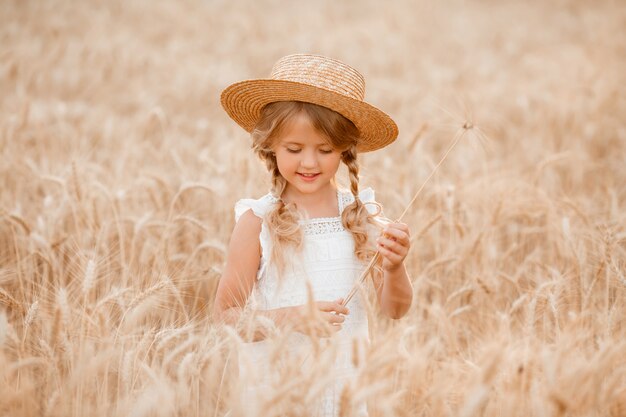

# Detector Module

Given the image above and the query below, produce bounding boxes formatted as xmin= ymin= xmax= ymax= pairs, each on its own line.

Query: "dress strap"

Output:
xmin=339 ymin=187 xmax=381 ymax=216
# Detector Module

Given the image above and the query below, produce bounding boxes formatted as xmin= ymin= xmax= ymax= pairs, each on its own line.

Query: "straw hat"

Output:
xmin=220 ymin=54 xmax=398 ymax=152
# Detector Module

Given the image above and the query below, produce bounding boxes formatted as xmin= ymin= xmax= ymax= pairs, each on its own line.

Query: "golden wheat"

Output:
xmin=1 ymin=0 xmax=625 ymax=416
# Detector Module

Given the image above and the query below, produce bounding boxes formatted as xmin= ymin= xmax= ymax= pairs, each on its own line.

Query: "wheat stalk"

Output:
xmin=343 ymin=126 xmax=470 ymax=306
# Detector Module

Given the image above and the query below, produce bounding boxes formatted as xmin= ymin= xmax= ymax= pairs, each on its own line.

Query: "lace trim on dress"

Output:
xmin=301 ymin=217 xmax=345 ymax=235
xmin=297 ymin=190 xmax=351 ymax=235
xmin=236 ymin=188 xmax=377 ymax=236
xmin=296 ymin=189 xmax=380 ymax=235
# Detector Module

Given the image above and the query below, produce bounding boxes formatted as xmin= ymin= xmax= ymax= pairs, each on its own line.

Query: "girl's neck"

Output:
xmin=282 ymin=183 xmax=339 ymax=218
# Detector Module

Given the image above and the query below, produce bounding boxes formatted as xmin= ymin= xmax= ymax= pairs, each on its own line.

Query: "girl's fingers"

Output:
xmin=381 ymin=226 xmax=410 ymax=245
xmin=377 ymin=235 xmax=410 ymax=260
xmin=384 ymin=222 xmax=410 ymax=236
xmin=378 ymin=245 xmax=404 ymax=265
xmin=377 ymin=237 xmax=408 ymax=255
xmin=317 ymin=301 xmax=335 ymax=311
xmin=323 ymin=312 xmax=346 ymax=324
xmin=378 ymin=223 xmax=410 ymax=265
xmin=317 ymin=301 xmax=349 ymax=315
xmin=329 ymin=301 xmax=349 ymax=315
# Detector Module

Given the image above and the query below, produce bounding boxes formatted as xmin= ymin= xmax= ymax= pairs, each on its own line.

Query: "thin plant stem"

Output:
xmin=343 ymin=127 xmax=469 ymax=307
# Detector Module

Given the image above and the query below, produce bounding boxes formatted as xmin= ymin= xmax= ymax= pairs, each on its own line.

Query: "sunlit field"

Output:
xmin=1 ymin=0 xmax=625 ymax=416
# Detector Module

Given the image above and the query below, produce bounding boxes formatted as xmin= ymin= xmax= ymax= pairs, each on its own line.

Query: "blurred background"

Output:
xmin=1 ymin=0 xmax=625 ymax=416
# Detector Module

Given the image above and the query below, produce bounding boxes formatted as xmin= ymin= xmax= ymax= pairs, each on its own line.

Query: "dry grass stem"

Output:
xmin=1 ymin=0 xmax=625 ymax=416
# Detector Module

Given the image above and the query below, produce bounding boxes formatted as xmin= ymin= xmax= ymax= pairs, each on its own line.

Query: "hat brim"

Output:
xmin=220 ymin=79 xmax=398 ymax=153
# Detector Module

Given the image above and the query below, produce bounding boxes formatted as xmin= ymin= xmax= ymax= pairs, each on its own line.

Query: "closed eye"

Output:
xmin=286 ymin=148 xmax=301 ymax=153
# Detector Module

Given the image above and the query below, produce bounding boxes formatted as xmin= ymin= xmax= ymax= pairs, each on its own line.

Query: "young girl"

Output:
xmin=214 ymin=54 xmax=413 ymax=416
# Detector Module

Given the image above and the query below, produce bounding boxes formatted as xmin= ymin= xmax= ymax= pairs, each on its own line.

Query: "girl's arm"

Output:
xmin=213 ymin=210 xmax=347 ymax=341
xmin=373 ymin=223 xmax=413 ymax=319
xmin=213 ymin=209 xmax=262 ymax=324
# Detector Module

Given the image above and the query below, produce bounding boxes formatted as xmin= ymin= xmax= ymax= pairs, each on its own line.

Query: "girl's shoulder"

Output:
xmin=234 ymin=193 xmax=279 ymax=222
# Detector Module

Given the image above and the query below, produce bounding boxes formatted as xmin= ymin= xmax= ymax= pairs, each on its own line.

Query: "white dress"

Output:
xmin=234 ymin=187 xmax=380 ymax=417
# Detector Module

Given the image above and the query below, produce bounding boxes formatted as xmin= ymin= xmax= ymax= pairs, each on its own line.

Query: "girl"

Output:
xmin=214 ymin=54 xmax=413 ymax=416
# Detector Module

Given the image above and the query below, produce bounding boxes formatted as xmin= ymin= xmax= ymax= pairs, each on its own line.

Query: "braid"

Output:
xmin=341 ymin=146 xmax=375 ymax=261
xmin=263 ymin=152 xmax=302 ymax=276
xmin=344 ymin=146 xmax=360 ymax=198
xmin=263 ymin=151 xmax=287 ymax=198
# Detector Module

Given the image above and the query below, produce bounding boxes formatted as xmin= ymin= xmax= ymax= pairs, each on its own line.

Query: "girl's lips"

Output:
xmin=297 ymin=173 xmax=320 ymax=182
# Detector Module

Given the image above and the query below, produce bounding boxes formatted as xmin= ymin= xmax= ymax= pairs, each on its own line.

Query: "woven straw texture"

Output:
xmin=220 ymin=54 xmax=398 ymax=152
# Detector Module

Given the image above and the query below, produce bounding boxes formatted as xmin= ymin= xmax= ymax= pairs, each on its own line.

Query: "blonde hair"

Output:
xmin=251 ymin=101 xmax=377 ymax=275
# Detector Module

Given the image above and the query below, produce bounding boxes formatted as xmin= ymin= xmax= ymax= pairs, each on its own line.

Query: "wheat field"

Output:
xmin=1 ymin=0 xmax=625 ymax=416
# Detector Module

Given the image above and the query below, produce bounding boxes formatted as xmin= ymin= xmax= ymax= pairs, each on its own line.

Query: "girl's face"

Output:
xmin=273 ymin=112 xmax=342 ymax=197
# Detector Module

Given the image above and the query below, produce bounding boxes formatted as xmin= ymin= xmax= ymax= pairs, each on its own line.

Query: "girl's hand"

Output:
xmin=286 ymin=299 xmax=349 ymax=337
xmin=376 ymin=222 xmax=411 ymax=271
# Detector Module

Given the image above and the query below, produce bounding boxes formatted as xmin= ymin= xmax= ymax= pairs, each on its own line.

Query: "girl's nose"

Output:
xmin=300 ymin=150 xmax=318 ymax=168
